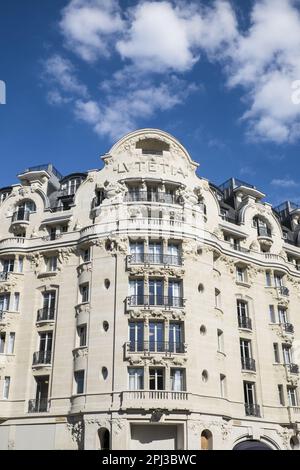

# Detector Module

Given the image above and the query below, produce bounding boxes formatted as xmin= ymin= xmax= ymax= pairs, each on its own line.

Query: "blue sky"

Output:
xmin=0 ymin=0 xmax=300 ymax=206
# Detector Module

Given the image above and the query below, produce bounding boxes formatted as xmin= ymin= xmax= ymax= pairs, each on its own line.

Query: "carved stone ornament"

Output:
xmin=73 ymin=347 xmax=88 ymax=359
xmin=276 ymin=427 xmax=294 ymax=450
xmin=111 ymin=418 xmax=126 ymax=436
xmin=67 ymin=417 xmax=84 ymax=448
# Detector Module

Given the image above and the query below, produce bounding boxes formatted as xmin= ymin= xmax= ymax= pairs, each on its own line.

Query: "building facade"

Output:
xmin=0 ymin=129 xmax=300 ymax=450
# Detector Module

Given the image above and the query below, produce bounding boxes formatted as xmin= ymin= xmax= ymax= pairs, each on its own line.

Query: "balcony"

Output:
xmin=28 ymin=398 xmax=49 ymax=413
xmin=241 ymin=357 xmax=256 ymax=372
xmin=126 ymin=295 xmax=185 ymax=310
xmin=12 ymin=209 xmax=30 ymax=224
xmin=127 ymin=253 xmax=182 ymax=267
xmin=277 ymin=286 xmax=289 ymax=297
xmin=238 ymin=317 xmax=252 ymax=330
xmin=32 ymin=350 xmax=52 ymax=366
xmin=245 ymin=403 xmax=261 ymax=417
xmin=36 ymin=308 xmax=55 ymax=323
xmin=120 ymin=390 xmax=188 ymax=410
xmin=126 ymin=341 xmax=187 ymax=355
xmin=124 ymin=191 xmax=180 ymax=205
xmin=282 ymin=323 xmax=294 ymax=334
xmin=0 ymin=272 xmax=8 ymax=282
xmin=287 ymin=363 xmax=299 ymax=374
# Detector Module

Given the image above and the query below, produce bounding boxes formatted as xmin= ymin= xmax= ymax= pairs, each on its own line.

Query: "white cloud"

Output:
xmin=271 ymin=178 xmax=298 ymax=188
xmin=60 ymin=0 xmax=124 ymax=62
xmin=43 ymin=55 xmax=88 ymax=97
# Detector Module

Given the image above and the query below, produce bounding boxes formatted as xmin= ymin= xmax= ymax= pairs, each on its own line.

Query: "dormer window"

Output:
xmin=61 ymin=178 xmax=81 ymax=196
xmin=12 ymin=200 xmax=36 ymax=222
xmin=253 ymin=217 xmax=271 ymax=237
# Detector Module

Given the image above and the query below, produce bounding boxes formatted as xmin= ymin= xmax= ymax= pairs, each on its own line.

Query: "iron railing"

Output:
xmin=125 ymin=191 xmax=179 ymax=204
xmin=283 ymin=323 xmax=294 ymax=334
xmin=127 ymin=253 xmax=182 ymax=266
xmin=28 ymin=398 xmax=49 ymax=413
xmin=241 ymin=357 xmax=256 ymax=372
xmin=245 ymin=403 xmax=261 ymax=417
xmin=0 ymin=272 xmax=8 ymax=281
xmin=127 ymin=295 xmax=185 ymax=308
xmin=12 ymin=209 xmax=30 ymax=222
xmin=278 ymin=286 xmax=289 ymax=297
xmin=36 ymin=308 xmax=55 ymax=323
xmin=32 ymin=350 xmax=52 ymax=365
xmin=238 ymin=317 xmax=252 ymax=330
xmin=287 ymin=363 xmax=299 ymax=374
xmin=126 ymin=341 xmax=186 ymax=354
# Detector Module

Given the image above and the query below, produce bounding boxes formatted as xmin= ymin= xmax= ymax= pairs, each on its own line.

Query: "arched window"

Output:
xmin=13 ymin=200 xmax=36 ymax=222
xmin=98 ymin=428 xmax=110 ymax=450
xmin=253 ymin=216 xmax=272 ymax=238
xmin=201 ymin=430 xmax=213 ymax=450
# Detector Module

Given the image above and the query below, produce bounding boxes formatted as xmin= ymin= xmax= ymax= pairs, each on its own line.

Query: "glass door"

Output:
xmin=168 ymin=280 xmax=182 ymax=307
xmin=170 ymin=369 xmax=184 ymax=391
xmin=149 ymin=242 xmax=163 ymax=264
xmin=129 ymin=322 xmax=144 ymax=352
xmin=149 ymin=368 xmax=164 ymax=390
xmin=149 ymin=321 xmax=164 ymax=352
xmin=149 ymin=279 xmax=163 ymax=306
xmin=129 ymin=279 xmax=144 ymax=306
xmin=130 ymin=242 xmax=144 ymax=263
xmin=169 ymin=322 xmax=183 ymax=353
xmin=128 ymin=368 xmax=144 ymax=390
xmin=168 ymin=244 xmax=180 ymax=265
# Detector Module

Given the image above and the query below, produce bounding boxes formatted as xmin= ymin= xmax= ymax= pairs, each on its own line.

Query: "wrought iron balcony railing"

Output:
xmin=28 ymin=398 xmax=49 ymax=413
xmin=0 ymin=272 xmax=9 ymax=281
xmin=238 ymin=317 xmax=252 ymax=330
xmin=126 ymin=341 xmax=186 ymax=354
xmin=12 ymin=209 xmax=30 ymax=222
xmin=287 ymin=363 xmax=299 ymax=374
xmin=257 ymin=227 xmax=272 ymax=238
xmin=127 ymin=295 xmax=185 ymax=309
xmin=36 ymin=308 xmax=55 ymax=323
xmin=32 ymin=350 xmax=52 ymax=366
xmin=241 ymin=357 xmax=256 ymax=372
xmin=245 ymin=403 xmax=261 ymax=417
xmin=283 ymin=322 xmax=294 ymax=334
xmin=125 ymin=191 xmax=179 ymax=204
xmin=127 ymin=253 xmax=182 ymax=266
xmin=278 ymin=286 xmax=289 ymax=297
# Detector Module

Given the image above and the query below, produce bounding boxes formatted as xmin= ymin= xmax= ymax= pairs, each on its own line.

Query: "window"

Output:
xmin=237 ymin=300 xmax=250 ymax=328
xmin=13 ymin=293 xmax=20 ymax=311
xmin=130 ymin=242 xmax=144 ymax=263
xmin=18 ymin=256 xmax=24 ymax=273
xmin=149 ymin=242 xmax=163 ymax=264
xmin=80 ymin=283 xmax=89 ymax=303
xmin=149 ymin=368 xmax=164 ymax=390
xmin=215 ymin=289 xmax=221 ymax=308
xmin=236 ymin=266 xmax=247 ymax=283
xmin=128 ymin=368 xmax=144 ymax=390
xmin=149 ymin=279 xmax=164 ymax=306
xmin=169 ymin=322 xmax=184 ymax=353
xmin=244 ymin=381 xmax=257 ymax=406
xmin=3 ymin=376 xmax=10 ymax=399
xmin=168 ymin=280 xmax=182 ymax=306
xmin=43 ymin=291 xmax=56 ymax=313
xmin=278 ymin=307 xmax=288 ymax=324
xmin=46 ymin=256 xmax=57 ymax=272
xmin=0 ymin=294 xmax=10 ymax=312
xmin=74 ymin=370 xmax=85 ymax=395
xmin=78 ymin=325 xmax=87 ymax=347
xmin=129 ymin=279 xmax=144 ymax=305
xmin=0 ymin=332 xmax=5 ymax=353
xmin=217 ymin=329 xmax=224 ymax=353
xmin=274 ymin=274 xmax=284 ymax=288
xmin=2 ymin=258 xmax=14 ymax=273
xmin=170 ymin=369 xmax=185 ymax=391
xmin=269 ymin=305 xmax=276 ymax=323
xmin=278 ymin=385 xmax=285 ymax=406
xmin=282 ymin=345 xmax=292 ymax=365
xmin=168 ymin=243 xmax=181 ymax=264
xmin=82 ymin=248 xmax=90 ymax=263
xmin=287 ymin=387 xmax=298 ymax=407
xmin=220 ymin=374 xmax=227 ymax=398
xmin=129 ymin=322 xmax=144 ymax=352
xmin=39 ymin=332 xmax=53 ymax=356
xmin=149 ymin=321 xmax=164 ymax=352
xmin=273 ymin=343 xmax=280 ymax=363
xmin=240 ymin=339 xmax=253 ymax=369
xmin=266 ymin=271 xmax=272 ymax=287
xmin=7 ymin=333 xmax=15 ymax=354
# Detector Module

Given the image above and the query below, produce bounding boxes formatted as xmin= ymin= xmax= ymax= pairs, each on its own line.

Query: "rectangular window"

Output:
xmin=169 ymin=322 xmax=184 ymax=353
xmin=168 ymin=243 xmax=181 ymax=264
xmin=243 ymin=381 xmax=256 ymax=406
xmin=215 ymin=289 xmax=221 ymax=308
xmin=80 ymin=283 xmax=89 ymax=303
xmin=128 ymin=368 xmax=144 ymax=390
xmin=78 ymin=325 xmax=87 ymax=347
xmin=149 ymin=279 xmax=164 ymax=306
xmin=170 ymin=369 xmax=185 ymax=392
xmin=269 ymin=305 xmax=276 ymax=323
xmin=236 ymin=267 xmax=246 ymax=283
xmin=3 ymin=259 xmax=14 ymax=273
xmin=74 ymin=370 xmax=85 ymax=395
xmin=287 ymin=387 xmax=298 ymax=407
xmin=168 ymin=280 xmax=182 ymax=307
xmin=149 ymin=368 xmax=164 ymax=390
xmin=43 ymin=291 xmax=56 ymax=312
xmin=130 ymin=242 xmax=144 ymax=263
xmin=282 ymin=345 xmax=292 ymax=365
xmin=0 ymin=294 xmax=10 ymax=312
xmin=129 ymin=279 xmax=144 ymax=305
xmin=7 ymin=333 xmax=15 ymax=354
xmin=0 ymin=332 xmax=5 ymax=353
xmin=274 ymin=274 xmax=283 ymax=288
xmin=13 ymin=293 xmax=20 ymax=311
xmin=46 ymin=256 xmax=57 ymax=272
xmin=278 ymin=385 xmax=285 ymax=406
xmin=149 ymin=242 xmax=163 ymax=264
xmin=149 ymin=321 xmax=164 ymax=352
xmin=273 ymin=343 xmax=280 ymax=363
xmin=220 ymin=374 xmax=227 ymax=398
xmin=3 ymin=376 xmax=10 ymax=399
xmin=129 ymin=321 xmax=144 ymax=352
xmin=82 ymin=248 xmax=91 ymax=263
xmin=266 ymin=271 xmax=272 ymax=287
xmin=18 ymin=256 xmax=24 ymax=273
xmin=278 ymin=307 xmax=288 ymax=324
xmin=237 ymin=300 xmax=250 ymax=328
